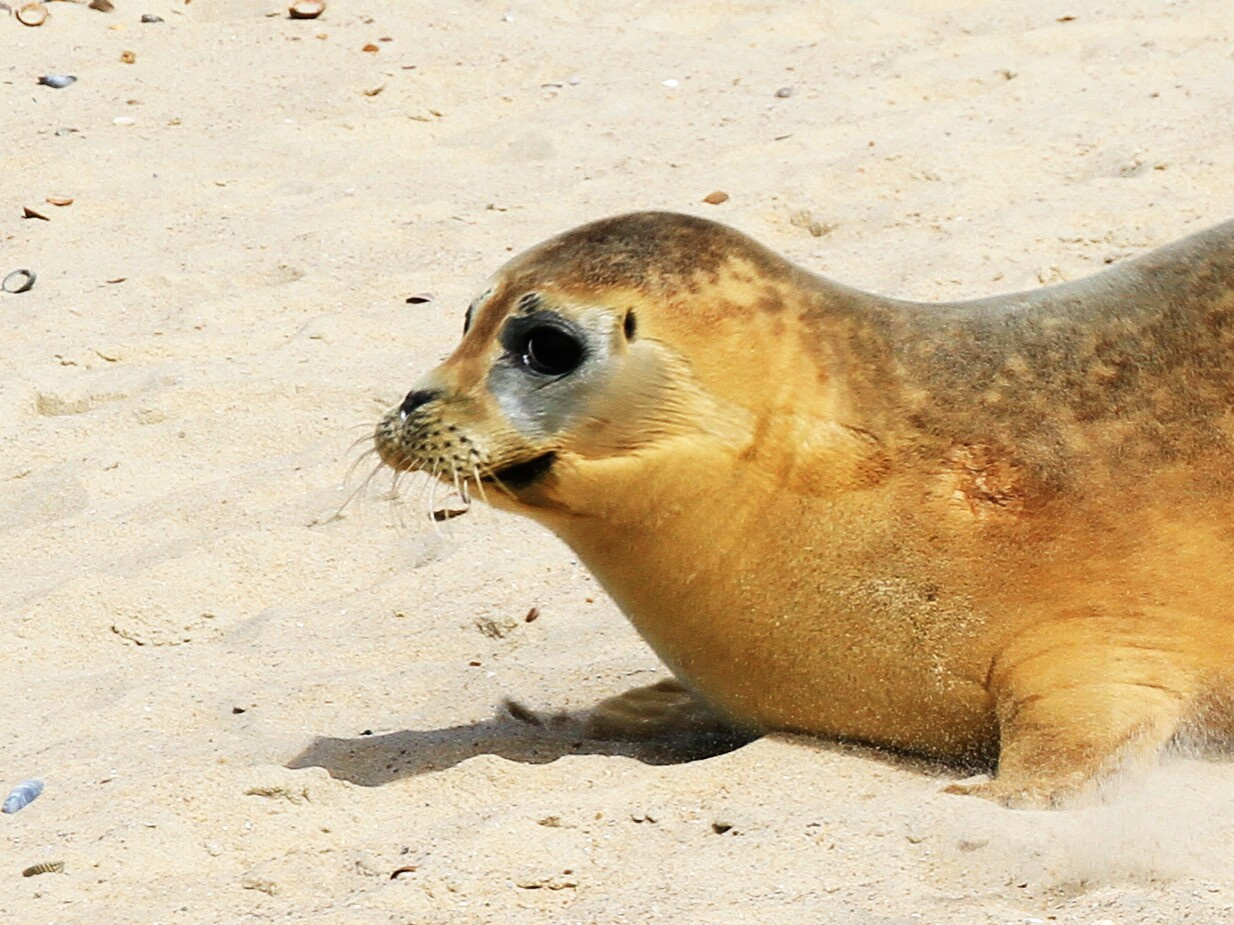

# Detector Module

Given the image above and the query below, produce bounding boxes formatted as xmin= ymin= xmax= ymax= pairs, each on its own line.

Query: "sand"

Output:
xmin=3 ymin=0 xmax=1234 ymax=921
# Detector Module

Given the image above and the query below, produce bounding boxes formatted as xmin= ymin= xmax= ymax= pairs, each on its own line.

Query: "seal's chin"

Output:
xmin=487 ymin=452 xmax=557 ymax=490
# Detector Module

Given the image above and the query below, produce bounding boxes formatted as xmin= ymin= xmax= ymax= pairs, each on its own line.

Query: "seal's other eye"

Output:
xmin=522 ymin=326 xmax=585 ymax=376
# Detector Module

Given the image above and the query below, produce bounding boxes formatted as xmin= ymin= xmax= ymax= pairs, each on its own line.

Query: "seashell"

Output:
xmin=1 ymin=269 xmax=37 ymax=294
xmin=120 ymin=50 xmax=136 ymax=64
xmin=3 ymin=779 xmax=44 ymax=813
xmin=16 ymin=2 xmax=46 ymax=26
xmin=23 ymin=860 xmax=64 ymax=877
xmin=46 ymin=196 xmax=74 ymax=207
xmin=88 ymin=0 xmax=113 ymax=10
xmin=140 ymin=13 xmax=163 ymax=23
xmin=0 ymin=3 xmax=12 ymax=15
xmin=38 ymin=75 xmax=77 ymax=89
xmin=288 ymin=0 xmax=324 ymax=19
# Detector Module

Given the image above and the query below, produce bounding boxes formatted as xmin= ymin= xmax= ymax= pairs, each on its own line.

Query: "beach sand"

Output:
xmin=3 ymin=1 xmax=1234 ymax=921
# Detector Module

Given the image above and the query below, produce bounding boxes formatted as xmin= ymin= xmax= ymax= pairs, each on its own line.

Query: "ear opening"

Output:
xmin=623 ymin=309 xmax=637 ymax=340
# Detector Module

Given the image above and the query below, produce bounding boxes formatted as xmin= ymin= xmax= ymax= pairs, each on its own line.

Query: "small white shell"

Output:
xmin=16 ymin=2 xmax=47 ymax=26
xmin=1 ymin=269 xmax=36 ymax=294
xmin=288 ymin=0 xmax=325 ymax=19
xmin=38 ymin=75 xmax=77 ymax=89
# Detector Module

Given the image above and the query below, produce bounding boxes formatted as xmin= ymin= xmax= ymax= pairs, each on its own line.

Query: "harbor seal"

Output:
xmin=374 ymin=212 xmax=1234 ymax=807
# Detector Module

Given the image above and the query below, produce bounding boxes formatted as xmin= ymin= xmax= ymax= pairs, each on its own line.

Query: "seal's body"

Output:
xmin=375 ymin=213 xmax=1234 ymax=806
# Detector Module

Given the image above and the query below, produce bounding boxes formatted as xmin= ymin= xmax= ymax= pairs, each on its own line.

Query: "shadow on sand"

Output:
xmin=285 ymin=701 xmax=970 ymax=788
xmin=285 ymin=703 xmax=757 ymax=786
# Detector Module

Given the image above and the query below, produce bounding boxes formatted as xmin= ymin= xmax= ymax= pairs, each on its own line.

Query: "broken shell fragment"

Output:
xmin=2 ymin=269 xmax=37 ymax=294
xmin=46 ymin=196 xmax=74 ymax=207
xmin=140 ymin=13 xmax=163 ymax=23
xmin=16 ymin=3 xmax=48 ymax=26
xmin=88 ymin=0 xmax=114 ymax=10
xmin=288 ymin=0 xmax=324 ymax=19
xmin=38 ymin=75 xmax=77 ymax=89
xmin=120 ymin=50 xmax=136 ymax=64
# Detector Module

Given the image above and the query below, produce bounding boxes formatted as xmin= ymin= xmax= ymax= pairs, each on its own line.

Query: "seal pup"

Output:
xmin=374 ymin=212 xmax=1234 ymax=807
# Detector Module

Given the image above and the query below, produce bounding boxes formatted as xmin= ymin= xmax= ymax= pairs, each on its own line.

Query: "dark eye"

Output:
xmin=523 ymin=326 xmax=585 ymax=376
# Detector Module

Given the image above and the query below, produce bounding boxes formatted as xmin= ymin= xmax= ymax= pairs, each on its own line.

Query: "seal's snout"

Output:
xmin=399 ymin=388 xmax=439 ymax=418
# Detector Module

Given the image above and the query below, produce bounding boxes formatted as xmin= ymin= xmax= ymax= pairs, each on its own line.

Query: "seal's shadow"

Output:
xmin=285 ymin=706 xmax=756 ymax=787
xmin=285 ymin=703 xmax=976 ymax=787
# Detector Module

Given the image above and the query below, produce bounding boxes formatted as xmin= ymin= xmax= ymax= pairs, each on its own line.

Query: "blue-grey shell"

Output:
xmin=3 ymin=779 xmax=45 ymax=814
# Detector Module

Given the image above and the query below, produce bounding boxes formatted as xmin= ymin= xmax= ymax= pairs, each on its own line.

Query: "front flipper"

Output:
xmin=948 ymin=620 xmax=1190 ymax=808
xmin=585 ymin=678 xmax=740 ymax=740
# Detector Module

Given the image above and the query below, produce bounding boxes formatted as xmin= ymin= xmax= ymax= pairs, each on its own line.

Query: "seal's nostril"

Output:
xmin=399 ymin=389 xmax=438 ymax=417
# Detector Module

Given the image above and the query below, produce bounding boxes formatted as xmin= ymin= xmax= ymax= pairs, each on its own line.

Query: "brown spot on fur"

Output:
xmin=756 ymin=289 xmax=787 ymax=313
xmin=941 ymin=444 xmax=1027 ymax=518
xmin=499 ymin=212 xmax=791 ymax=298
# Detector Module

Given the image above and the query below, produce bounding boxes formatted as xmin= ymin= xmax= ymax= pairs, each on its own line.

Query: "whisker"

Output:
xmin=405 ymin=469 xmax=426 ymax=508
xmin=429 ymin=460 xmax=472 ymax=522
xmin=426 ymin=462 xmax=448 ymax=536
xmin=332 ymin=460 xmax=386 ymax=519
xmin=345 ymin=431 xmax=378 ymax=456
xmin=470 ymin=462 xmax=491 ymax=507
xmin=449 ymin=463 xmax=472 ymax=511
xmin=460 ymin=470 xmax=488 ymax=524
xmin=427 ymin=461 xmax=443 ymax=522
xmin=390 ymin=465 xmax=409 ymax=501
xmin=484 ymin=470 xmax=517 ymax=500
xmin=406 ymin=458 xmax=441 ymax=518
xmin=344 ymin=445 xmax=381 ymax=483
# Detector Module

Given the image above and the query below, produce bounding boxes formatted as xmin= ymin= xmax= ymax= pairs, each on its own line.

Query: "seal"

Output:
xmin=374 ymin=211 xmax=1234 ymax=807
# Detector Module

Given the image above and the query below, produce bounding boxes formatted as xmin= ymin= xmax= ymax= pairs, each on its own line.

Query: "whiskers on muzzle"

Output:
xmin=365 ymin=414 xmax=501 ymax=524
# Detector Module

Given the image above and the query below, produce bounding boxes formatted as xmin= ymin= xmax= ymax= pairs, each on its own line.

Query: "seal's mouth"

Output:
xmin=486 ymin=452 xmax=557 ymax=489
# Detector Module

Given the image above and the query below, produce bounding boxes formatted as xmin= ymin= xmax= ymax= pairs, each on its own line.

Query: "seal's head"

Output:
xmin=375 ymin=211 xmax=881 ymax=525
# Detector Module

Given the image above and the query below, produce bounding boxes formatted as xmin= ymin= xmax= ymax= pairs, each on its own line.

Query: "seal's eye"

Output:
xmin=522 ymin=326 xmax=585 ymax=376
